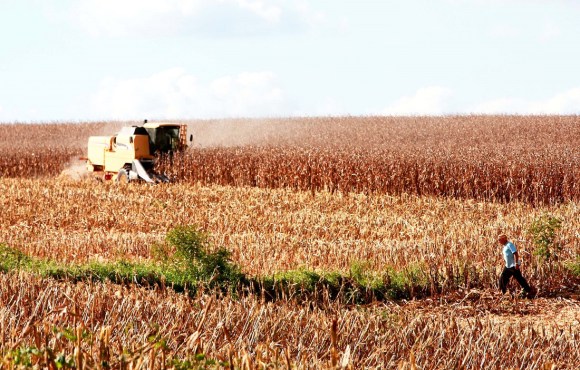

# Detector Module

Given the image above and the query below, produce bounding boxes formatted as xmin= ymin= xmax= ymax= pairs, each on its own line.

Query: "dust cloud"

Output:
xmin=186 ymin=118 xmax=308 ymax=148
xmin=59 ymin=158 xmax=91 ymax=181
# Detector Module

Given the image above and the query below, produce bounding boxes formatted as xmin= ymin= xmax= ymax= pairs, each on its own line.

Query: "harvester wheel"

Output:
xmin=116 ymin=169 xmax=130 ymax=184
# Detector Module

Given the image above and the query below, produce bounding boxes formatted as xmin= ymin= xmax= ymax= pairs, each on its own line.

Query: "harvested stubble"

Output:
xmin=0 ymin=273 xmax=578 ymax=369
xmin=1 ymin=178 xmax=578 ymax=295
xmin=1 ymin=116 xmax=579 ymax=204
xmin=1 ymin=117 xmax=578 ymax=370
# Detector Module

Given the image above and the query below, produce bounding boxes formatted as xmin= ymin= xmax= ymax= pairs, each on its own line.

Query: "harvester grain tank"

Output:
xmin=85 ymin=121 xmax=191 ymax=183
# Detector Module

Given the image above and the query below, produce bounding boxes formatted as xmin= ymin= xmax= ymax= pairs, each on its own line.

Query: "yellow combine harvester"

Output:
xmin=86 ymin=120 xmax=190 ymax=183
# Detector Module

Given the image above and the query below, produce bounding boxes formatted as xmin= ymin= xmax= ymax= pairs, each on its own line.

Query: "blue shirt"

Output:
xmin=502 ymin=242 xmax=517 ymax=268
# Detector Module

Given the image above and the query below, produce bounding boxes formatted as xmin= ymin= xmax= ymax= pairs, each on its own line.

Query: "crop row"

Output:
xmin=158 ymin=146 xmax=579 ymax=204
xmin=0 ymin=273 xmax=578 ymax=369
xmin=1 ymin=116 xmax=579 ymax=204
xmin=1 ymin=178 xmax=578 ymax=291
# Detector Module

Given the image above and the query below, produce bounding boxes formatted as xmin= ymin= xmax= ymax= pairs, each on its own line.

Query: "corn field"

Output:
xmin=1 ymin=178 xmax=578 ymax=285
xmin=0 ymin=273 xmax=578 ymax=369
xmin=2 ymin=116 xmax=579 ymax=204
xmin=0 ymin=117 xmax=579 ymax=368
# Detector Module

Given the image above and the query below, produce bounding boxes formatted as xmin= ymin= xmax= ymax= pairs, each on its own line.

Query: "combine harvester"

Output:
xmin=85 ymin=120 xmax=191 ymax=183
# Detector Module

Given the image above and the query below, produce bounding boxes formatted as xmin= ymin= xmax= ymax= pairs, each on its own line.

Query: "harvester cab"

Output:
xmin=85 ymin=121 xmax=190 ymax=183
xmin=143 ymin=121 xmax=188 ymax=154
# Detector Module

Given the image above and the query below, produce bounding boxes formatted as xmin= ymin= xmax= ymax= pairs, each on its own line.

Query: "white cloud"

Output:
xmin=533 ymin=88 xmax=580 ymax=113
xmin=90 ymin=68 xmax=287 ymax=119
xmin=539 ymin=22 xmax=562 ymax=42
xmin=489 ymin=24 xmax=521 ymax=38
xmin=381 ymin=87 xmax=580 ymax=116
xmin=72 ymin=0 xmax=194 ymax=37
xmin=472 ymin=88 xmax=580 ymax=114
xmin=447 ymin=0 xmax=577 ymax=4
xmin=489 ymin=22 xmax=564 ymax=42
xmin=70 ymin=0 xmax=322 ymax=37
xmin=0 ymin=105 xmax=43 ymax=123
xmin=312 ymin=98 xmax=347 ymax=116
xmin=236 ymin=0 xmax=281 ymax=23
xmin=337 ymin=16 xmax=351 ymax=33
xmin=91 ymin=79 xmax=580 ymax=119
xmin=383 ymin=87 xmax=454 ymax=116
xmin=472 ymin=98 xmax=529 ymax=114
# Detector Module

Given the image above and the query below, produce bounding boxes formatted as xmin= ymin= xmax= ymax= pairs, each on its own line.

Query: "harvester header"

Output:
xmin=85 ymin=120 xmax=190 ymax=183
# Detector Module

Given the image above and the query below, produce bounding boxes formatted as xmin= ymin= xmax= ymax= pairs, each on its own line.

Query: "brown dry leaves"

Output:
xmin=0 ymin=273 xmax=578 ymax=369
xmin=2 ymin=116 xmax=580 ymax=204
xmin=1 ymin=116 xmax=579 ymax=368
xmin=1 ymin=178 xmax=578 ymax=284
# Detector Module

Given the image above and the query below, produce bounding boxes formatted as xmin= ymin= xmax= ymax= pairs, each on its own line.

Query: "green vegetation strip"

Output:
xmin=1 ymin=225 xmax=578 ymax=303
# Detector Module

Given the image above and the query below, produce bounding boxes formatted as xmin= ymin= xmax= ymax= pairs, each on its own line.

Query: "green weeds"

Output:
xmin=1 ymin=226 xmax=576 ymax=303
xmin=565 ymin=258 xmax=580 ymax=277
xmin=528 ymin=214 xmax=562 ymax=261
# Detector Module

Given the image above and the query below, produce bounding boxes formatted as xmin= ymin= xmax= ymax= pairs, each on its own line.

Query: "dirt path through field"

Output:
xmin=400 ymin=292 xmax=580 ymax=337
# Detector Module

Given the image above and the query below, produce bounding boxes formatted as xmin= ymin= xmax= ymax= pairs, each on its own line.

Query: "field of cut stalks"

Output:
xmin=0 ymin=116 xmax=579 ymax=368
xmin=0 ymin=273 xmax=578 ymax=369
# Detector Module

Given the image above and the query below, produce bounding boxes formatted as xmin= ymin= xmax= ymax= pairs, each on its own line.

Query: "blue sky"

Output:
xmin=1 ymin=0 xmax=580 ymax=122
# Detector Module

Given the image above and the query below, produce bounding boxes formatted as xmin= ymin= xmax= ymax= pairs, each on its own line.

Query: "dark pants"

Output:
xmin=499 ymin=267 xmax=531 ymax=293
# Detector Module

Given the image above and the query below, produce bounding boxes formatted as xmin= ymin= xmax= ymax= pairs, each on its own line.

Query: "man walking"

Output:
xmin=498 ymin=234 xmax=536 ymax=298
